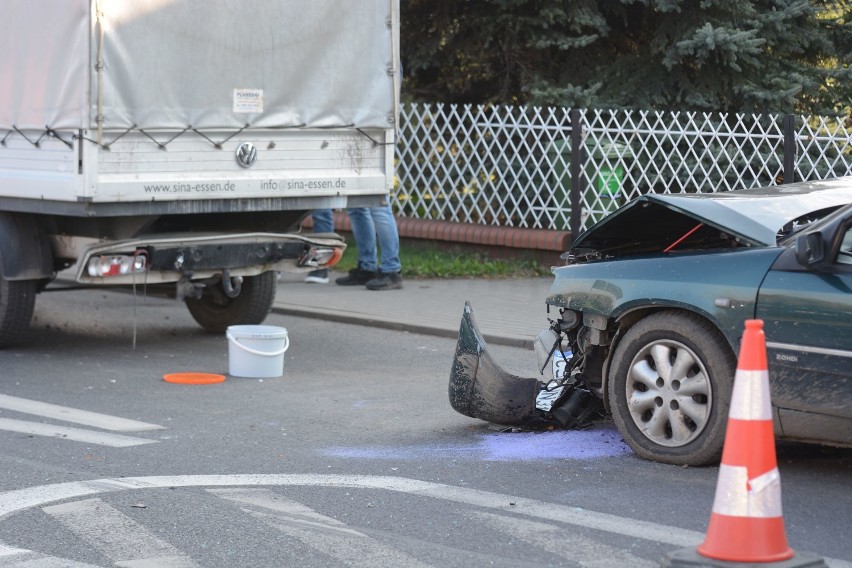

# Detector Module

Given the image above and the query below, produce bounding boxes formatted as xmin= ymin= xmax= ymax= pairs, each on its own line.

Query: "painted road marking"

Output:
xmin=43 ymin=498 xmax=199 ymax=568
xmin=0 ymin=475 xmax=847 ymax=568
xmin=469 ymin=510 xmax=658 ymax=568
xmin=0 ymin=395 xmax=164 ymax=432
xmin=0 ymin=550 xmax=103 ymax=567
xmin=209 ymin=487 xmax=364 ymax=536
xmin=0 ymin=543 xmax=103 ymax=567
xmin=211 ymin=488 xmax=434 ymax=568
xmin=0 ymin=418 xmax=159 ymax=448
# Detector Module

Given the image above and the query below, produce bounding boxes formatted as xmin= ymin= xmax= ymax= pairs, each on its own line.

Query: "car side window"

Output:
xmin=836 ymin=226 xmax=852 ymax=265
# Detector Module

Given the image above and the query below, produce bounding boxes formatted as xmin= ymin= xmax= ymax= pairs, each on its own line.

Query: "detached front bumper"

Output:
xmin=449 ymin=302 xmax=550 ymax=426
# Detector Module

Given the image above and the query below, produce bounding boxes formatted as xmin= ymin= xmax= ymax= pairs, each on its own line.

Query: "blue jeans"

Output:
xmin=347 ymin=203 xmax=401 ymax=273
xmin=310 ymin=209 xmax=334 ymax=233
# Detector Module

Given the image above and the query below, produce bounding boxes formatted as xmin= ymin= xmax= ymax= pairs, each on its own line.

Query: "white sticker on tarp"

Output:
xmin=233 ymin=89 xmax=264 ymax=113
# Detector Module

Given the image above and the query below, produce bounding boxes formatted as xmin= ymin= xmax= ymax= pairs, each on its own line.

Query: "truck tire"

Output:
xmin=607 ymin=310 xmax=736 ymax=466
xmin=185 ymin=272 xmax=277 ymax=333
xmin=0 ymin=261 xmax=37 ymax=348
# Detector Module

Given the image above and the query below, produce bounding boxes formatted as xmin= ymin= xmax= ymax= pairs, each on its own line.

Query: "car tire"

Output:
xmin=0 ymin=260 xmax=36 ymax=348
xmin=607 ymin=310 xmax=736 ymax=466
xmin=185 ymin=272 xmax=277 ymax=333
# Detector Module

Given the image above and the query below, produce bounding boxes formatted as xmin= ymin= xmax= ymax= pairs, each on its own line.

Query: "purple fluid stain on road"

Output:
xmin=482 ymin=429 xmax=631 ymax=460
xmin=321 ymin=425 xmax=631 ymax=461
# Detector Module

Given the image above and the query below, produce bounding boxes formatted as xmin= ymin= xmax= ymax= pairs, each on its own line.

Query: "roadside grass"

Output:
xmin=334 ymin=238 xmax=554 ymax=279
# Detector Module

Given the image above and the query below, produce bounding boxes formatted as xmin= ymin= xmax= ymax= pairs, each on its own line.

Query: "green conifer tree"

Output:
xmin=401 ymin=0 xmax=851 ymax=115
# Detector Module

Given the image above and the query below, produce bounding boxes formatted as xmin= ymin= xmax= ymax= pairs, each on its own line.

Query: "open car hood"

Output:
xmin=571 ymin=176 xmax=852 ymax=258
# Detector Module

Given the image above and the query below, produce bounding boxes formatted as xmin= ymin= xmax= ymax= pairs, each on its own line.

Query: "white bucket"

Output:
xmin=226 ymin=325 xmax=289 ymax=378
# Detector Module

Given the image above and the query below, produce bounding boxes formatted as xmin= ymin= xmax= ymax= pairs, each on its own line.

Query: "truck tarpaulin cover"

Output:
xmin=0 ymin=0 xmax=399 ymax=131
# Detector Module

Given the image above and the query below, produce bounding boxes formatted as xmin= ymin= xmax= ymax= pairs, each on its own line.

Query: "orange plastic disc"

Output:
xmin=163 ymin=372 xmax=226 ymax=385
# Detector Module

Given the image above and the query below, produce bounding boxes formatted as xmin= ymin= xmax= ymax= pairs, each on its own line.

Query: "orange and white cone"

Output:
xmin=696 ymin=319 xmax=794 ymax=563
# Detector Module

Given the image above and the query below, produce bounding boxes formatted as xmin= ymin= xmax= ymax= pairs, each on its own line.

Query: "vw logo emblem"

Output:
xmin=235 ymin=142 xmax=257 ymax=168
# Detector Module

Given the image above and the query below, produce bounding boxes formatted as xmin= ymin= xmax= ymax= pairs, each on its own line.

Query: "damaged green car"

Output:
xmin=450 ymin=176 xmax=852 ymax=466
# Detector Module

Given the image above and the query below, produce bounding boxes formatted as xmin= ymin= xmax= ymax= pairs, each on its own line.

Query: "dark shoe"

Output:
xmin=304 ymin=268 xmax=329 ymax=284
xmin=366 ymin=271 xmax=403 ymax=290
xmin=335 ymin=266 xmax=377 ymax=286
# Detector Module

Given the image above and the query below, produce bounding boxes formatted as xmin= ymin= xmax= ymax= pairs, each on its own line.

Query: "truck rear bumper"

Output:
xmin=72 ymin=232 xmax=345 ymax=285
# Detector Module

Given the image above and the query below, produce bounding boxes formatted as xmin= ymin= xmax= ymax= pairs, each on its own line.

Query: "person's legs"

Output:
xmin=335 ymin=207 xmax=379 ymax=285
xmin=311 ymin=209 xmax=334 ymax=233
xmin=366 ymin=203 xmax=403 ymax=290
xmin=305 ymin=209 xmax=335 ymax=283
xmin=370 ymin=203 xmax=401 ymax=273
xmin=345 ymin=207 xmax=378 ymax=271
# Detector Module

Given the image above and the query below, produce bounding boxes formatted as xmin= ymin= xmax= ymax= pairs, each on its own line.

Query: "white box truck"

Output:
xmin=0 ymin=0 xmax=400 ymax=345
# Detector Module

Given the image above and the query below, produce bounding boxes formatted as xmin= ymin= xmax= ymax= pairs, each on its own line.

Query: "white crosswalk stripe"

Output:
xmin=0 ymin=395 xmax=162 ymax=447
xmin=0 ymin=418 xmax=158 ymax=448
xmin=42 ymin=498 xmax=199 ymax=568
xmin=0 ymin=395 xmax=164 ymax=432
xmin=210 ymin=488 xmax=437 ymax=568
xmin=208 ymin=487 xmax=365 ymax=537
xmin=469 ymin=510 xmax=658 ymax=568
xmin=0 ymin=543 xmax=103 ymax=567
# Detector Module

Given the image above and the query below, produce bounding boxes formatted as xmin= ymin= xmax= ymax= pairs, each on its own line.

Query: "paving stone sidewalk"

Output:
xmin=273 ymin=272 xmax=554 ymax=348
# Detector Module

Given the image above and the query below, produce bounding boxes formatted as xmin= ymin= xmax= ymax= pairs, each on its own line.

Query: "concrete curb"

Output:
xmin=271 ymin=304 xmax=534 ymax=349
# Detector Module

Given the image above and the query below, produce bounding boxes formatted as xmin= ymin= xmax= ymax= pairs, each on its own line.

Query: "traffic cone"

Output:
xmin=696 ymin=319 xmax=792 ymax=562
xmin=663 ymin=319 xmax=827 ymax=568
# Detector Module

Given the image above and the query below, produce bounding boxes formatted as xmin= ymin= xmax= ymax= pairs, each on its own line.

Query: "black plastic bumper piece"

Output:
xmin=449 ymin=302 xmax=550 ymax=426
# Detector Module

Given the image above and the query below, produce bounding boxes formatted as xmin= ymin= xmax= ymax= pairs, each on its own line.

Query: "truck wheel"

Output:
xmin=185 ymin=272 xmax=277 ymax=333
xmin=607 ymin=311 xmax=736 ymax=466
xmin=0 ymin=265 xmax=37 ymax=348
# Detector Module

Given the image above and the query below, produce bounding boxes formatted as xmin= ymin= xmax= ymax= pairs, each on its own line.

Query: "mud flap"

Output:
xmin=448 ymin=302 xmax=550 ymax=426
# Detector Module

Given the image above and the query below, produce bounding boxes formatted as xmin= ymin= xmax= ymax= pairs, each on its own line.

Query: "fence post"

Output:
xmin=783 ymin=115 xmax=796 ymax=184
xmin=570 ymin=108 xmax=584 ymax=238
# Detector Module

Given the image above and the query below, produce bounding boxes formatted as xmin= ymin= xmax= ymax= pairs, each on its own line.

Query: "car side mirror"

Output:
xmin=796 ymin=232 xmax=825 ymax=267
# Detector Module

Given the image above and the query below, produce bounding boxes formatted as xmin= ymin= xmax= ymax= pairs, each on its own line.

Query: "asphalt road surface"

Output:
xmin=0 ymin=286 xmax=849 ymax=567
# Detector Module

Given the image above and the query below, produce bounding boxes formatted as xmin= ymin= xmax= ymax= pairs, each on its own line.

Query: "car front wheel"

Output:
xmin=607 ymin=311 xmax=736 ymax=466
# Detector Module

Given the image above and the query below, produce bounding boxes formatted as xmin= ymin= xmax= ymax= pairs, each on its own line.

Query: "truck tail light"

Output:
xmin=325 ymin=247 xmax=344 ymax=267
xmin=298 ymin=246 xmax=343 ymax=269
xmin=86 ymin=252 xmax=148 ymax=278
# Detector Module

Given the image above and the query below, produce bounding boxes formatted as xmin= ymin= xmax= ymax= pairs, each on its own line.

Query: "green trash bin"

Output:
xmin=547 ymin=140 xmax=633 ymax=229
xmin=586 ymin=142 xmax=630 ymax=226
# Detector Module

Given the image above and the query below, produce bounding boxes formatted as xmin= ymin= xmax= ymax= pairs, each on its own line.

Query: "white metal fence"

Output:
xmin=394 ymin=104 xmax=852 ymax=234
